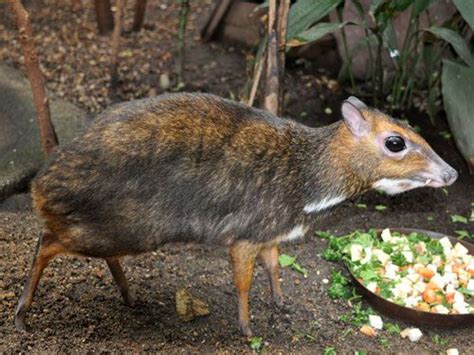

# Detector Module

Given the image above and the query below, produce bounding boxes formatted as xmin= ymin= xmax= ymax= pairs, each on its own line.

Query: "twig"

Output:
xmin=132 ymin=0 xmax=147 ymax=32
xmin=176 ymin=0 xmax=190 ymax=88
xmin=264 ymin=0 xmax=279 ymax=115
xmin=248 ymin=48 xmax=265 ymax=107
xmin=110 ymin=0 xmax=124 ymax=87
xmin=7 ymin=0 xmax=58 ymax=157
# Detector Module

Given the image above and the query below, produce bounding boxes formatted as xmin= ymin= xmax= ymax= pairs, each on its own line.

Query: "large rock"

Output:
xmin=0 ymin=64 xmax=88 ymax=200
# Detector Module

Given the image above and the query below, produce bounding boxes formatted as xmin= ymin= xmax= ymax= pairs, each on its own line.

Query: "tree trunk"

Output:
xmin=94 ymin=0 xmax=114 ymax=35
xmin=7 ymin=0 xmax=58 ymax=158
xmin=132 ymin=0 xmax=147 ymax=32
xmin=110 ymin=0 xmax=124 ymax=86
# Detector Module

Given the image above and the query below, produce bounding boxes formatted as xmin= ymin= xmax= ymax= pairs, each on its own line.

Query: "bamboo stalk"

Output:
xmin=7 ymin=0 xmax=58 ymax=158
xmin=110 ymin=0 xmax=124 ymax=86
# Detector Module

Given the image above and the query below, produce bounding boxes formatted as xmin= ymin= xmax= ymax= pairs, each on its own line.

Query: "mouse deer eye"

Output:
xmin=385 ymin=136 xmax=406 ymax=153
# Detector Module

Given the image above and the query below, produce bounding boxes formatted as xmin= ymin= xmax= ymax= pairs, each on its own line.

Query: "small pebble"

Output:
xmin=322 ymin=278 xmax=329 ymax=284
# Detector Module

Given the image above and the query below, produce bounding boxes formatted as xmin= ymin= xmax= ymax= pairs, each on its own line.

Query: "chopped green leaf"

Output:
xmin=451 ymin=215 xmax=468 ymax=224
xmin=324 ymin=347 xmax=337 ymax=355
xmin=315 ymin=230 xmax=333 ymax=239
xmin=375 ymin=205 xmax=388 ymax=212
xmin=432 ymin=334 xmax=449 ymax=346
xmin=355 ymin=203 xmax=367 ymax=209
xmin=384 ymin=322 xmax=400 ymax=334
xmin=328 ymin=271 xmax=352 ymax=299
xmin=455 ymin=230 xmax=471 ymax=240
xmin=427 ymin=215 xmax=434 ymax=222
xmin=278 ymin=254 xmax=295 ymax=267
xmin=439 ymin=130 xmax=452 ymax=140
xmin=249 ymin=336 xmax=263 ymax=352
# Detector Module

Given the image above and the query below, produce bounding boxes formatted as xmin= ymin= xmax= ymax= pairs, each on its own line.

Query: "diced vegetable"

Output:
xmin=327 ymin=229 xmax=474 ymax=315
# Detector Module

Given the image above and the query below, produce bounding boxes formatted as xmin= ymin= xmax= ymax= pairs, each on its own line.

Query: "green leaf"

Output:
xmin=375 ymin=205 xmax=388 ymax=212
xmin=439 ymin=130 xmax=452 ymax=140
xmin=455 ymin=230 xmax=471 ymax=239
xmin=324 ymin=347 xmax=337 ymax=355
xmin=292 ymin=261 xmax=308 ymax=277
xmin=426 ymin=27 xmax=474 ymax=67
xmin=450 ymin=214 xmax=468 ymax=224
xmin=356 ymin=203 xmax=367 ymax=209
xmin=385 ymin=322 xmax=401 ymax=334
xmin=412 ymin=0 xmax=438 ymax=18
xmin=315 ymin=230 xmax=333 ymax=239
xmin=278 ymin=254 xmax=296 ymax=267
xmin=452 ymin=0 xmax=474 ymax=31
xmin=287 ymin=0 xmax=343 ymax=40
xmin=442 ymin=60 xmax=474 ymax=170
xmin=288 ymin=22 xmax=351 ymax=47
xmin=249 ymin=336 xmax=263 ymax=351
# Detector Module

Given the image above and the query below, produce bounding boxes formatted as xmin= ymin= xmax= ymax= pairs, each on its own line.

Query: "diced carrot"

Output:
xmin=415 ymin=302 xmax=431 ymax=312
xmin=425 ymin=281 xmax=439 ymax=290
xmin=445 ymin=292 xmax=455 ymax=305
xmin=360 ymin=325 xmax=376 ymax=337
xmin=375 ymin=287 xmax=380 ymax=295
xmin=435 ymin=294 xmax=444 ymax=304
xmin=422 ymin=289 xmax=436 ymax=304
xmin=469 ymin=269 xmax=474 ymax=277
xmin=452 ymin=263 xmax=463 ymax=274
xmin=417 ymin=267 xmax=434 ymax=279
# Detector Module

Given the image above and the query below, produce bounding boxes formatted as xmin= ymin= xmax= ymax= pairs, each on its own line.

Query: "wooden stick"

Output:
xmin=94 ymin=0 xmax=114 ymax=35
xmin=247 ymin=48 xmax=265 ymax=107
xmin=132 ymin=0 xmax=148 ymax=32
xmin=276 ymin=0 xmax=290 ymax=115
xmin=7 ymin=0 xmax=58 ymax=158
xmin=176 ymin=0 xmax=190 ymax=87
xmin=110 ymin=0 xmax=124 ymax=86
xmin=264 ymin=0 xmax=279 ymax=115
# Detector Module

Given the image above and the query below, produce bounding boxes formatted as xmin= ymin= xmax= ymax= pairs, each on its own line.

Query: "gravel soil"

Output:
xmin=1 ymin=1 xmax=474 ymax=354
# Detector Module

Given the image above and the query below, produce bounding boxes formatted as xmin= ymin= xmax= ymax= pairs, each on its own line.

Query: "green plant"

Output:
xmin=278 ymin=254 xmax=308 ymax=277
xmin=285 ymin=0 xmax=474 ymax=123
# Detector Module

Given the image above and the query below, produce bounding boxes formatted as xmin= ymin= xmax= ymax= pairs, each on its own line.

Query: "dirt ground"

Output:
xmin=1 ymin=1 xmax=474 ymax=354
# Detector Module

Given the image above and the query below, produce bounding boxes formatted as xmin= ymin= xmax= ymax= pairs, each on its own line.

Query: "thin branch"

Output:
xmin=176 ymin=0 xmax=190 ymax=87
xmin=7 ymin=0 xmax=58 ymax=157
xmin=111 ymin=0 xmax=125 ymax=86
xmin=276 ymin=0 xmax=290 ymax=115
xmin=248 ymin=48 xmax=266 ymax=107
xmin=264 ymin=0 xmax=279 ymax=115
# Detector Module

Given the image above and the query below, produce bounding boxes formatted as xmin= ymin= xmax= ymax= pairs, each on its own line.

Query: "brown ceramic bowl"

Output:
xmin=347 ymin=228 xmax=474 ymax=328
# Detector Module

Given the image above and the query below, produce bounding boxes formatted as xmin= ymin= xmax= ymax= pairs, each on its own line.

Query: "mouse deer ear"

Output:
xmin=341 ymin=97 xmax=370 ymax=138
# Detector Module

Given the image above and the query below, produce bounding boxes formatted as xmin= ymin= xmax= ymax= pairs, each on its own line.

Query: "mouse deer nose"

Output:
xmin=442 ymin=168 xmax=458 ymax=186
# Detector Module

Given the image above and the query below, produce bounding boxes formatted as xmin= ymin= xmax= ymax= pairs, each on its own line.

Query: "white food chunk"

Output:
xmin=385 ymin=264 xmax=399 ymax=280
xmin=360 ymin=247 xmax=373 ymax=265
xmin=351 ymin=244 xmax=363 ymax=262
xmin=453 ymin=291 xmax=464 ymax=304
xmin=430 ymin=274 xmax=446 ymax=289
xmin=369 ymin=315 xmax=383 ymax=330
xmin=439 ymin=237 xmax=453 ymax=250
xmin=432 ymin=305 xmax=449 ymax=314
xmin=453 ymin=243 xmax=468 ymax=257
xmin=446 ymin=349 xmax=459 ymax=355
xmin=443 ymin=272 xmax=457 ymax=284
xmin=407 ymin=328 xmax=423 ymax=342
xmin=467 ymin=279 xmax=474 ymax=292
xmin=452 ymin=302 xmax=470 ymax=314
xmin=427 ymin=264 xmax=437 ymax=273
xmin=405 ymin=296 xmax=422 ymax=308
xmin=374 ymin=249 xmax=390 ymax=266
xmin=406 ymin=272 xmax=420 ymax=284
xmin=381 ymin=228 xmax=392 ymax=242
xmin=414 ymin=281 xmax=426 ymax=293
xmin=402 ymin=251 xmax=414 ymax=263
xmin=366 ymin=282 xmax=377 ymax=293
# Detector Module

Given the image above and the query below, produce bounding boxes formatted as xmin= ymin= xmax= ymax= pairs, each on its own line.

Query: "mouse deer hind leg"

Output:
xmin=15 ymin=231 xmax=64 ymax=332
xmin=259 ymin=243 xmax=284 ymax=307
xmin=105 ymin=257 xmax=134 ymax=307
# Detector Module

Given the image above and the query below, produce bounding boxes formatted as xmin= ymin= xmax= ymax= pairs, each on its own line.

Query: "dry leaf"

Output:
xmin=175 ymin=288 xmax=209 ymax=322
